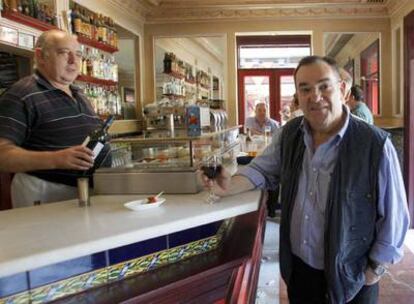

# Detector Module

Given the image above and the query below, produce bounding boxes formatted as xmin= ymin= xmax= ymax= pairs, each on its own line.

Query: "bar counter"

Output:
xmin=0 ymin=190 xmax=266 ymax=304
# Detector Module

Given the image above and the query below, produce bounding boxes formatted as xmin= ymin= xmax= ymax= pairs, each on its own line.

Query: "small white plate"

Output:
xmin=124 ymin=198 xmax=166 ymax=211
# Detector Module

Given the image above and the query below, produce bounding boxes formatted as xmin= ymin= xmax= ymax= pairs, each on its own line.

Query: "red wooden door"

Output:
xmin=238 ymin=69 xmax=294 ymax=127
xmin=360 ymin=40 xmax=380 ymax=115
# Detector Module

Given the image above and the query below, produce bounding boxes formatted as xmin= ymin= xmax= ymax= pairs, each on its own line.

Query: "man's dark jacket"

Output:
xmin=279 ymin=115 xmax=388 ymax=303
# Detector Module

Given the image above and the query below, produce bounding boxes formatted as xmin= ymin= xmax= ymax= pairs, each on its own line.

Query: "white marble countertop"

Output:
xmin=0 ymin=190 xmax=261 ymax=277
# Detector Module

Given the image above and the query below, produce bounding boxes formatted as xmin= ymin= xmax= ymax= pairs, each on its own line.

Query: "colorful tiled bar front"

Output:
xmin=0 ymin=220 xmax=227 ymax=304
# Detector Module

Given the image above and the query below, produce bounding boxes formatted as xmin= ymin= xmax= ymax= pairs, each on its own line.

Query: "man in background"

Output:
xmin=0 ymin=30 xmax=108 ymax=208
xmin=245 ymin=102 xmax=279 ymax=135
xmin=347 ymin=84 xmax=374 ymax=124
xmin=339 ymin=67 xmax=353 ymax=101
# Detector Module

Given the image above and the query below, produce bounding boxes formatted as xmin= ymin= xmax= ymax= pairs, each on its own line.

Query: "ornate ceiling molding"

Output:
xmin=145 ymin=5 xmax=389 ymax=23
xmin=107 ymin=0 xmax=147 ymax=24
xmin=386 ymin=0 xmax=410 ymax=18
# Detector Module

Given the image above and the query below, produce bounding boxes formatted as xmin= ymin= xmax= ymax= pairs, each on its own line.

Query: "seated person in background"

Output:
xmin=245 ymin=102 xmax=279 ymax=135
xmin=289 ymin=93 xmax=303 ymax=120
xmin=339 ymin=67 xmax=353 ymax=101
xmin=0 ymin=30 xmax=109 ymax=208
xmin=347 ymin=85 xmax=374 ymax=124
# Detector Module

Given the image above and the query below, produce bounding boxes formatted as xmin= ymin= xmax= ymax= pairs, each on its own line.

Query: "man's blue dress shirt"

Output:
xmin=239 ymin=108 xmax=409 ymax=269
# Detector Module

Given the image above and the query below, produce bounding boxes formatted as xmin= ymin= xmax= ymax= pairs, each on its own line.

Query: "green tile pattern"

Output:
xmin=108 ymin=234 xmax=220 ymax=281
xmin=30 ymin=268 xmax=108 ymax=304
xmin=0 ymin=291 xmax=30 ymax=304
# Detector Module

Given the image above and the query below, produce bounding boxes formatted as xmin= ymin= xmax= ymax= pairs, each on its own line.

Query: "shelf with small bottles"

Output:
xmin=162 ymin=93 xmax=186 ymax=98
xmin=163 ymin=52 xmax=196 ymax=85
xmin=196 ymin=69 xmax=211 ymax=90
xmin=76 ymin=45 xmax=118 ymax=82
xmin=1 ymin=0 xmax=58 ymax=31
xmin=79 ymin=82 xmax=122 ymax=119
xmin=69 ymin=1 xmax=119 ymax=54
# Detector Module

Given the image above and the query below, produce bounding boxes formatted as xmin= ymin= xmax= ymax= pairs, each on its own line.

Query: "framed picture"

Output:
xmin=123 ymin=87 xmax=135 ymax=103
xmin=344 ymin=58 xmax=355 ymax=83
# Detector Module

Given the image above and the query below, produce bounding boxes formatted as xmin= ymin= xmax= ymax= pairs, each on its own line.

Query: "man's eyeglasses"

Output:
xmin=297 ymin=80 xmax=342 ymax=97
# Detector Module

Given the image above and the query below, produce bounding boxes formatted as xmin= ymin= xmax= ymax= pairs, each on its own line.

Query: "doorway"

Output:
xmin=237 ymin=69 xmax=295 ymax=126
xmin=236 ymin=34 xmax=311 ymax=128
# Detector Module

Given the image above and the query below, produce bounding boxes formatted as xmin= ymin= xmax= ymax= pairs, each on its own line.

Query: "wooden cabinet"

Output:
xmin=0 ymin=173 xmax=12 ymax=210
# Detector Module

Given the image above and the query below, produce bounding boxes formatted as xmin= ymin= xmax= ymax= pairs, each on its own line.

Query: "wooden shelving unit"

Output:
xmin=76 ymin=74 xmax=118 ymax=87
xmin=77 ymin=35 xmax=118 ymax=54
xmin=1 ymin=10 xmax=58 ymax=32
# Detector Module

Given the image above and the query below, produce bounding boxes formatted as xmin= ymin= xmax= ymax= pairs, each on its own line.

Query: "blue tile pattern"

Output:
xmin=0 ymin=272 xmax=28 ymax=298
xmin=169 ymin=221 xmax=222 ymax=248
xmin=108 ymin=236 xmax=167 ymax=265
xmin=29 ymin=252 xmax=106 ymax=289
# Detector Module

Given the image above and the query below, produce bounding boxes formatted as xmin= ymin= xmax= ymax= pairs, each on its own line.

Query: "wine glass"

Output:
xmin=200 ymin=155 xmax=222 ymax=204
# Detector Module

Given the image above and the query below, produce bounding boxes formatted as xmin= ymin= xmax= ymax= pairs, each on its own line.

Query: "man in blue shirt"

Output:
xmin=244 ymin=102 xmax=279 ymax=135
xmin=347 ymin=85 xmax=374 ymax=125
xmin=202 ymin=56 xmax=409 ymax=303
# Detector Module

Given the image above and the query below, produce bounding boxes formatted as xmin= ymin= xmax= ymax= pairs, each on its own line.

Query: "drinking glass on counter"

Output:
xmin=200 ymin=155 xmax=222 ymax=204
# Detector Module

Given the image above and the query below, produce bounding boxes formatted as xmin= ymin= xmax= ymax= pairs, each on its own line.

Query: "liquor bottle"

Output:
xmin=29 ymin=0 xmax=37 ymax=18
xmin=71 ymin=4 xmax=81 ymax=34
xmin=90 ymin=13 xmax=97 ymax=40
xmin=82 ymin=115 xmax=115 ymax=174
xmin=17 ymin=0 xmax=23 ymax=13
xmin=112 ymin=19 xmax=118 ymax=48
xmin=163 ymin=53 xmax=171 ymax=73
xmin=37 ymin=2 xmax=45 ymax=22
xmin=21 ymin=0 xmax=29 ymax=15
xmin=4 ymin=0 xmax=18 ymax=12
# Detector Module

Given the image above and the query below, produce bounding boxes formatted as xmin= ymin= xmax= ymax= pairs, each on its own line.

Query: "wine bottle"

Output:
xmin=82 ymin=115 xmax=114 ymax=174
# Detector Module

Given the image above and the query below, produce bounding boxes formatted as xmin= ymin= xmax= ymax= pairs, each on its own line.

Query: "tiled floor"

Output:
xmin=256 ymin=220 xmax=414 ymax=304
xmin=256 ymin=218 xmax=280 ymax=304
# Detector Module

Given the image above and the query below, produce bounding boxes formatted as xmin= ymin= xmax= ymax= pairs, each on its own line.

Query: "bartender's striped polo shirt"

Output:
xmin=0 ymin=71 xmax=108 ymax=187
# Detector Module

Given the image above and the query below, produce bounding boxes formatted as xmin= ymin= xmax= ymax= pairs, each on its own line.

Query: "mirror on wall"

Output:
xmin=114 ymin=26 xmax=139 ymax=119
xmin=324 ymin=32 xmax=380 ymax=115
xmin=153 ymin=35 xmax=226 ymax=105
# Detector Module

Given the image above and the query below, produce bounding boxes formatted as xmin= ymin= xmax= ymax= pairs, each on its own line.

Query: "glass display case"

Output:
xmin=93 ymin=126 xmax=240 ymax=194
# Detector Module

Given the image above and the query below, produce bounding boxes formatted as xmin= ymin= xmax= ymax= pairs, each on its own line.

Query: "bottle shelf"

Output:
xmin=77 ymin=35 xmax=118 ymax=54
xmin=162 ymin=93 xmax=185 ymax=98
xmin=1 ymin=10 xmax=58 ymax=32
xmin=198 ymin=84 xmax=211 ymax=90
xmin=186 ymin=79 xmax=196 ymax=85
xmin=163 ymin=71 xmax=184 ymax=79
xmin=163 ymin=71 xmax=197 ymax=85
xmin=77 ymin=75 xmax=118 ymax=87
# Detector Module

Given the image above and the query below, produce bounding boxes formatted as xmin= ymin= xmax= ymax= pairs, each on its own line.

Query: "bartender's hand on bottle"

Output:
xmin=53 ymin=145 xmax=95 ymax=170
xmin=200 ymin=167 xmax=232 ymax=197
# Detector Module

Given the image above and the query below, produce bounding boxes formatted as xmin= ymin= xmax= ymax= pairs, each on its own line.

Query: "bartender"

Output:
xmin=0 ymin=30 xmax=106 ymax=208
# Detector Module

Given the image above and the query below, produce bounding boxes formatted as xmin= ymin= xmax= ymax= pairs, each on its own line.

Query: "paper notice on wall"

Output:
xmin=18 ymin=32 xmax=34 ymax=49
xmin=0 ymin=26 xmax=18 ymax=45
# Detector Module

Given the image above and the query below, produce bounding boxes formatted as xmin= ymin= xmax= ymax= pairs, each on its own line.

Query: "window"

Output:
xmin=237 ymin=35 xmax=311 ymax=69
